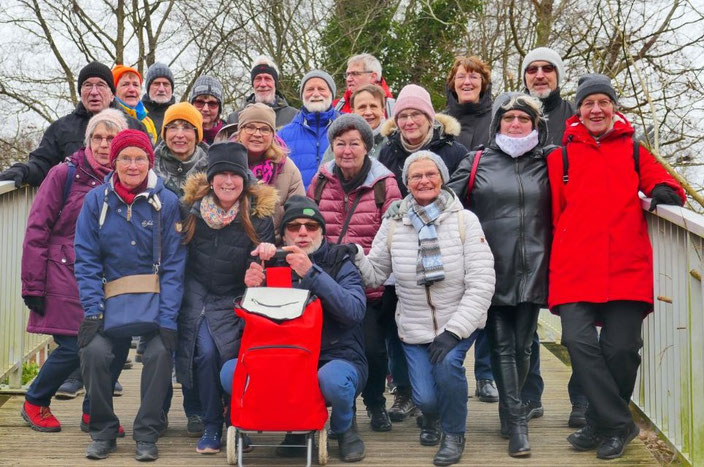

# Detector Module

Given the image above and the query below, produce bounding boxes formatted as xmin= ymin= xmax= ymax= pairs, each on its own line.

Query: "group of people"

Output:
xmin=3 ymin=47 xmax=686 ymax=466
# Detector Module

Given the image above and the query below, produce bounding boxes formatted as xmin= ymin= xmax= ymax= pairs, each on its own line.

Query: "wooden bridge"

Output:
xmin=0 ymin=346 xmax=659 ymax=466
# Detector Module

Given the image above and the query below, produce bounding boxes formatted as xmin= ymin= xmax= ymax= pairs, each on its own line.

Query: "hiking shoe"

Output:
xmin=80 ymin=413 xmax=125 ymax=437
xmin=388 ymin=389 xmax=417 ymax=422
xmin=338 ymin=425 xmax=366 ymax=462
xmin=196 ymin=427 xmax=221 ymax=454
xmin=85 ymin=439 xmax=117 ymax=459
xmin=367 ymin=405 xmax=392 ymax=432
xmin=567 ymin=424 xmax=602 ymax=451
xmin=596 ymin=422 xmax=639 ymax=459
xmin=475 ymin=379 xmax=499 ymax=402
xmin=55 ymin=378 xmax=84 ymax=400
xmin=135 ymin=441 xmax=158 ymax=461
xmin=524 ymin=400 xmax=544 ymax=421
xmin=21 ymin=401 xmax=61 ymax=432
xmin=568 ymin=403 xmax=587 ymax=428
xmin=135 ymin=352 xmax=143 ymax=363
xmin=113 ymin=380 xmax=123 ymax=397
xmin=123 ymin=358 xmax=133 ymax=370
xmin=276 ymin=433 xmax=307 ymax=457
xmin=186 ymin=414 xmax=204 ymax=437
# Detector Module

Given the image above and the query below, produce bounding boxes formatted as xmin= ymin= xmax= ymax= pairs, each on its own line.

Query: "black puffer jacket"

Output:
xmin=142 ymin=94 xmax=175 ymax=142
xmin=20 ymin=102 xmax=146 ymax=186
xmin=443 ymin=83 xmax=493 ymax=152
xmin=378 ymin=114 xmax=468 ymax=198
xmin=447 ymin=93 xmax=554 ymax=307
xmin=175 ymin=172 xmax=276 ymax=389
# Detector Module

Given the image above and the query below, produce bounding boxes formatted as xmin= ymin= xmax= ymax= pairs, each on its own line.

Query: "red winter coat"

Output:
xmin=546 ymin=114 xmax=685 ymax=312
xmin=307 ymin=158 xmax=401 ymax=300
xmin=22 ymin=149 xmax=105 ymax=336
xmin=334 ymin=77 xmax=395 ymax=116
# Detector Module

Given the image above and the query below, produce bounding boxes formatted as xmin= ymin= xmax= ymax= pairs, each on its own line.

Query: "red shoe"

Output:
xmin=21 ymin=401 xmax=61 ymax=432
xmin=81 ymin=413 xmax=125 ymax=437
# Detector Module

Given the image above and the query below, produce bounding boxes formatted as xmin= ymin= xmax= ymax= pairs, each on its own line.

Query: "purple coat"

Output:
xmin=22 ymin=149 xmax=105 ymax=336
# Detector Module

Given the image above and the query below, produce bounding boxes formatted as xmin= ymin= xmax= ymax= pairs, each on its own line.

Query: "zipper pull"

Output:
xmin=127 ymin=204 xmax=132 ymax=221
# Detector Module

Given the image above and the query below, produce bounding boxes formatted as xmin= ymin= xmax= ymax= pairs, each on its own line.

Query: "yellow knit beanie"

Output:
xmin=162 ymin=102 xmax=204 ymax=143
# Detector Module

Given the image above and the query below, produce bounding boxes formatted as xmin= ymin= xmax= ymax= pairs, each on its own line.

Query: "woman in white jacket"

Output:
xmin=354 ymin=151 xmax=495 ymax=466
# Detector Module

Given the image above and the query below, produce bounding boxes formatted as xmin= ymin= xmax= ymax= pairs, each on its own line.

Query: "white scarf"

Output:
xmin=495 ymin=130 xmax=539 ymax=158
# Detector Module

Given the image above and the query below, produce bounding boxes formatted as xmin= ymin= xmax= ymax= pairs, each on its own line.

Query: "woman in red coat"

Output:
xmin=546 ymin=74 xmax=684 ymax=460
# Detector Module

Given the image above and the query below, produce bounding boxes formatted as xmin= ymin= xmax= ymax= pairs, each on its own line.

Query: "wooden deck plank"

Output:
xmin=0 ymin=345 xmax=658 ymax=466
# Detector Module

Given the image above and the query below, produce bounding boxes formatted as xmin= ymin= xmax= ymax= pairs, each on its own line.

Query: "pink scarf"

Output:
xmin=84 ymin=148 xmax=112 ymax=180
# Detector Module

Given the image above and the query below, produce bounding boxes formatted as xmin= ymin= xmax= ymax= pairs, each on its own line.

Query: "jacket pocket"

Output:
xmin=45 ymin=244 xmax=77 ymax=295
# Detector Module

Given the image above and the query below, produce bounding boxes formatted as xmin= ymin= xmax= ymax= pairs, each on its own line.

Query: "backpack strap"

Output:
xmin=633 ymin=139 xmax=640 ymax=176
xmin=312 ymin=172 xmax=327 ymax=205
xmin=373 ymin=179 xmax=386 ymax=209
xmin=561 ymin=144 xmax=570 ymax=184
xmin=386 ymin=218 xmax=396 ymax=252
xmin=466 ymin=149 xmax=483 ymax=204
xmin=457 ymin=209 xmax=465 ymax=243
xmin=58 ymin=161 xmax=76 ymax=216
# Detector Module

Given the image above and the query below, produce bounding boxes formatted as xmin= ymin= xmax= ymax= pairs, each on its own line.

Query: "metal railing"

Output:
xmin=537 ymin=199 xmax=704 ymax=466
xmin=0 ymin=181 xmax=50 ymax=389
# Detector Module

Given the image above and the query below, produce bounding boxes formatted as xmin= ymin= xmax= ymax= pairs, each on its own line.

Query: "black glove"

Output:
xmin=0 ymin=164 xmax=29 ymax=188
xmin=160 ymin=327 xmax=178 ymax=353
xmin=428 ymin=330 xmax=460 ymax=364
xmin=649 ymin=184 xmax=682 ymax=212
xmin=23 ymin=296 xmax=46 ymax=316
xmin=78 ymin=317 xmax=103 ymax=348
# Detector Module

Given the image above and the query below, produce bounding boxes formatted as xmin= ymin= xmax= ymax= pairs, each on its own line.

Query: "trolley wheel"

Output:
xmin=318 ymin=428 xmax=328 ymax=465
xmin=226 ymin=426 xmax=237 ymax=465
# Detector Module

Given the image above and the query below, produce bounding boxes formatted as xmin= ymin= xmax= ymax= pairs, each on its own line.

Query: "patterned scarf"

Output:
xmin=249 ymin=150 xmax=287 ymax=185
xmin=407 ymin=189 xmax=453 ymax=285
xmin=199 ymin=193 xmax=239 ymax=230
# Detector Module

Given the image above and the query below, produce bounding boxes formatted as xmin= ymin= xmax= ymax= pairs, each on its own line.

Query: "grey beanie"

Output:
xmin=521 ymin=47 xmax=566 ymax=88
xmin=299 ymin=70 xmax=336 ymax=100
xmin=575 ymin=73 xmax=618 ymax=107
xmin=327 ymin=114 xmax=374 ymax=152
xmin=401 ymin=150 xmax=450 ymax=188
xmin=145 ymin=62 xmax=174 ymax=89
xmin=190 ymin=75 xmax=223 ymax=106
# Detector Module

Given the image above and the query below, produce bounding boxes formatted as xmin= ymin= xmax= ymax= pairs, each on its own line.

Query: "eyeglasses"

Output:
xmin=454 ymin=73 xmax=482 ymax=82
xmin=193 ymin=99 xmax=219 ymax=110
xmin=580 ymin=99 xmax=613 ymax=110
xmin=285 ymin=222 xmax=321 ymax=233
xmin=409 ymin=172 xmax=441 ymax=183
xmin=81 ymin=81 xmax=110 ymax=92
xmin=345 ymin=71 xmax=373 ymax=78
xmin=90 ymin=135 xmax=114 ymax=145
xmin=165 ymin=123 xmax=196 ymax=134
xmin=241 ymin=124 xmax=273 ymax=136
xmin=115 ymin=157 xmax=149 ymax=167
xmin=525 ymin=64 xmax=555 ymax=75
xmin=501 ymin=114 xmax=533 ymax=124
xmin=397 ymin=111 xmax=426 ymax=123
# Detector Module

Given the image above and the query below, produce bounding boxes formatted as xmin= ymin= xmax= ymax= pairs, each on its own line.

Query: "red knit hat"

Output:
xmin=109 ymin=129 xmax=155 ymax=168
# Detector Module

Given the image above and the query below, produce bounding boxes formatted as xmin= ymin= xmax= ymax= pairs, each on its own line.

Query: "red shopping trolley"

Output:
xmin=226 ymin=253 xmax=329 ymax=466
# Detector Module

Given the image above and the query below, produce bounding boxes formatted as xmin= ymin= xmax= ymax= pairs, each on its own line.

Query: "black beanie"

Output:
xmin=251 ymin=63 xmax=279 ymax=88
xmin=78 ymin=61 xmax=115 ymax=94
xmin=206 ymin=142 xmax=249 ymax=182
xmin=575 ymin=73 xmax=618 ymax=107
xmin=280 ymin=195 xmax=326 ymax=237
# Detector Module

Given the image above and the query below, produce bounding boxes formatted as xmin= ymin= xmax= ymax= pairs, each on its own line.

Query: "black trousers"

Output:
xmin=485 ymin=303 xmax=540 ymax=415
xmin=361 ymin=286 xmax=397 ymax=409
xmin=559 ymin=301 xmax=646 ymax=435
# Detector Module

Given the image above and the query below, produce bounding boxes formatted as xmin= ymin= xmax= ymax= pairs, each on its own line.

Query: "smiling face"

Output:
xmin=238 ymin=122 xmax=274 ymax=160
xmin=80 ymin=77 xmax=114 ymax=114
xmin=302 ymin=78 xmax=332 ymax=113
xmin=352 ymin=91 xmax=384 ymax=129
xmin=211 ymin=171 xmax=244 ymax=211
xmin=89 ymin=122 xmax=119 ymax=166
xmin=116 ymin=72 xmax=142 ymax=107
xmin=332 ymin=129 xmax=367 ymax=179
xmin=114 ymin=146 xmax=150 ymax=190
xmin=283 ymin=217 xmax=323 ymax=254
xmin=149 ymin=77 xmax=172 ymax=104
xmin=397 ymin=109 xmax=432 ymax=146
xmin=253 ymin=73 xmax=276 ymax=104
xmin=453 ymin=65 xmax=483 ymax=104
xmin=164 ymin=119 xmax=197 ymax=160
xmin=407 ymin=158 xmax=443 ymax=206
xmin=193 ymin=94 xmax=220 ymax=128
xmin=499 ymin=110 xmax=534 ymax=137
xmin=579 ymin=93 xmax=615 ymax=137
xmin=524 ymin=60 xmax=558 ymax=99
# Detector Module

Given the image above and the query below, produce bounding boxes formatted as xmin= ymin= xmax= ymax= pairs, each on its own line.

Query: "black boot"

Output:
xmin=419 ymin=414 xmax=441 ymax=446
xmin=498 ymin=405 xmax=509 ymax=439
xmin=433 ymin=433 xmax=465 ymax=466
xmin=338 ymin=424 xmax=366 ymax=462
xmin=507 ymin=407 xmax=530 ymax=457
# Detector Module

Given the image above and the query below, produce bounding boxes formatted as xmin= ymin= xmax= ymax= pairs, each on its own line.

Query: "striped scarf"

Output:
xmin=407 ymin=189 xmax=452 ymax=285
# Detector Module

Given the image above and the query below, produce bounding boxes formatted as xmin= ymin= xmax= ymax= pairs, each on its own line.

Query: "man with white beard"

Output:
xmin=225 ymin=56 xmax=298 ymax=130
xmin=278 ymin=70 xmax=340 ymax=189
xmin=141 ymin=62 xmax=176 ymax=143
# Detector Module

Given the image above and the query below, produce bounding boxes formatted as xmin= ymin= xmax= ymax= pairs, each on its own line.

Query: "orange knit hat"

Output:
xmin=112 ymin=65 xmax=142 ymax=87
xmin=162 ymin=102 xmax=204 ymax=143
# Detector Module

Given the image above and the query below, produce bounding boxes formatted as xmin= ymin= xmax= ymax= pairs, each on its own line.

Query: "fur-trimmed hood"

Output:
xmin=380 ymin=113 xmax=461 ymax=138
xmin=181 ymin=171 xmax=278 ymax=218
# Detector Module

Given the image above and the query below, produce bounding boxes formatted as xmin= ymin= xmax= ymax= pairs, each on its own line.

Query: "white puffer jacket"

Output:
xmin=356 ymin=192 xmax=495 ymax=344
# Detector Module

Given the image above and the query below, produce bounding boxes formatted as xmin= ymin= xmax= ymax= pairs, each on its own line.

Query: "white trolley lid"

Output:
xmin=240 ymin=287 xmax=311 ymax=320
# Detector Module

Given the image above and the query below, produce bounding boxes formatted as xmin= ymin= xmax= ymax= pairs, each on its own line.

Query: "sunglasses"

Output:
xmin=285 ymin=222 xmax=321 ymax=233
xmin=525 ymin=64 xmax=555 ymax=75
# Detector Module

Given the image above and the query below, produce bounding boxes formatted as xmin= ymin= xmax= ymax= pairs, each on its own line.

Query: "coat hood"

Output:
xmin=181 ymin=171 xmax=278 ymax=219
xmin=380 ymin=113 xmax=461 ymax=139
xmin=562 ymin=112 xmax=633 ymax=146
xmin=488 ymin=92 xmax=548 ymax=148
xmin=319 ymin=157 xmax=395 ymax=191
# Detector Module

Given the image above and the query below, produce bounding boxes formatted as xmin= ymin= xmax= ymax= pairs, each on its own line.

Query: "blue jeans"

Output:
xmin=402 ymin=331 xmax=477 ymax=434
xmin=220 ymin=358 xmax=361 ymax=434
xmin=473 ymin=329 xmax=494 ymax=380
xmin=193 ymin=320 xmax=224 ymax=430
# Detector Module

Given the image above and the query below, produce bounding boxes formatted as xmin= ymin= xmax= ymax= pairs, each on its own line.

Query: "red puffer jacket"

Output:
xmin=307 ymin=158 xmax=401 ymax=300
xmin=546 ymin=113 xmax=685 ymax=312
